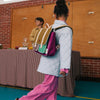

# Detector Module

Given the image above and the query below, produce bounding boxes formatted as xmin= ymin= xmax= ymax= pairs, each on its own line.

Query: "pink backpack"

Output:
xmin=33 ymin=25 xmax=72 ymax=56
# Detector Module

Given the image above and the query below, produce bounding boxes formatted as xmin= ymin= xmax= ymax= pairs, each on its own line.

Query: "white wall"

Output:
xmin=0 ymin=0 xmax=28 ymax=5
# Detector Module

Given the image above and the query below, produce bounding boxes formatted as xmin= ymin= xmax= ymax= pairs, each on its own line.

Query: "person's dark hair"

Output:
xmin=54 ymin=0 xmax=69 ymax=19
xmin=35 ymin=17 xmax=44 ymax=25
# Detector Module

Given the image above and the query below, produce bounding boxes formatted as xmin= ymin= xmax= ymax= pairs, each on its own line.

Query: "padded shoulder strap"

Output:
xmin=53 ymin=25 xmax=73 ymax=33
xmin=53 ymin=25 xmax=73 ymax=35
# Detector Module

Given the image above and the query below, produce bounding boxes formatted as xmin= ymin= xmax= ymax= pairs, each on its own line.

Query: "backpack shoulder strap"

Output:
xmin=53 ymin=25 xmax=73 ymax=34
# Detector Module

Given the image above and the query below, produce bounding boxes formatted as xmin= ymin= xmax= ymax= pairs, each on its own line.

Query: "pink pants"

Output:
xmin=19 ymin=74 xmax=58 ymax=100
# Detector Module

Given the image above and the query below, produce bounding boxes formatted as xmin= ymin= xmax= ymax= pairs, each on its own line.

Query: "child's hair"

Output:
xmin=54 ymin=0 xmax=69 ymax=19
xmin=35 ymin=17 xmax=44 ymax=25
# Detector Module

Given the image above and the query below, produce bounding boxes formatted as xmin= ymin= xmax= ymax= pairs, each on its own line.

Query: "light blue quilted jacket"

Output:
xmin=37 ymin=20 xmax=73 ymax=77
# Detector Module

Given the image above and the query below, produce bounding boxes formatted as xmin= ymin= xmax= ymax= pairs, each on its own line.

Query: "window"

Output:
xmin=3 ymin=0 xmax=12 ymax=1
xmin=3 ymin=0 xmax=28 ymax=1
xmin=1 ymin=0 xmax=28 ymax=4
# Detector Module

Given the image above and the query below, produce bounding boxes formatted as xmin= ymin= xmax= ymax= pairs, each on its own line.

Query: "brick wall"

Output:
xmin=0 ymin=3 xmax=11 ymax=48
xmin=0 ymin=0 xmax=100 ymax=79
xmin=81 ymin=58 xmax=100 ymax=78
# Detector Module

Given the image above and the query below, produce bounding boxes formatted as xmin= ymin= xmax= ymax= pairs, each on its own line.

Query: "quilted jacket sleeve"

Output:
xmin=29 ymin=28 xmax=37 ymax=42
xmin=59 ymin=27 xmax=73 ymax=70
xmin=60 ymin=69 xmax=69 ymax=73
xmin=29 ymin=29 xmax=35 ymax=42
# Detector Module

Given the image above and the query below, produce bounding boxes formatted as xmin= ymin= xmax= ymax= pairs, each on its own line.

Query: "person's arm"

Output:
xmin=59 ymin=27 xmax=73 ymax=76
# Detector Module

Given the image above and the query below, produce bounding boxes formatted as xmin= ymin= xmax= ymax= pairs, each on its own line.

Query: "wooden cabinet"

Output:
xmin=11 ymin=3 xmax=73 ymax=48
xmin=11 ymin=0 xmax=100 ymax=57
xmin=72 ymin=0 xmax=100 ymax=57
xmin=11 ymin=4 xmax=55 ymax=49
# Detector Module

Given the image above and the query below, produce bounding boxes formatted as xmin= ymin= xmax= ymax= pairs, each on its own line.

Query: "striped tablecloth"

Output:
xmin=0 ymin=49 xmax=80 ymax=97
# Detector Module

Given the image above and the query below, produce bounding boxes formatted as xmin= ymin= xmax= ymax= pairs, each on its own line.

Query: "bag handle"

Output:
xmin=44 ymin=23 xmax=50 ymax=28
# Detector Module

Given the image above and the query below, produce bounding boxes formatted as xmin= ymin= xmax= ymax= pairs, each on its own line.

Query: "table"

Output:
xmin=0 ymin=49 xmax=80 ymax=97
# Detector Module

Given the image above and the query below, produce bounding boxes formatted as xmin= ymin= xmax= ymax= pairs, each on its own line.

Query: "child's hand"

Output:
xmin=59 ymin=71 xmax=66 ymax=77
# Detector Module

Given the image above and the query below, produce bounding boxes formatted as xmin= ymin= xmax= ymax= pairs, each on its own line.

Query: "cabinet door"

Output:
xmin=66 ymin=1 xmax=73 ymax=27
xmin=72 ymin=0 xmax=100 ymax=57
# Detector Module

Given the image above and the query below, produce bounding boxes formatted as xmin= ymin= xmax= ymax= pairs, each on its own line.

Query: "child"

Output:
xmin=29 ymin=17 xmax=44 ymax=43
xmin=16 ymin=0 xmax=72 ymax=100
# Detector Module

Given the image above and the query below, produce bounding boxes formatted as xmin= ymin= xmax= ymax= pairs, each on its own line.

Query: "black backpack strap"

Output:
xmin=53 ymin=25 xmax=73 ymax=35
